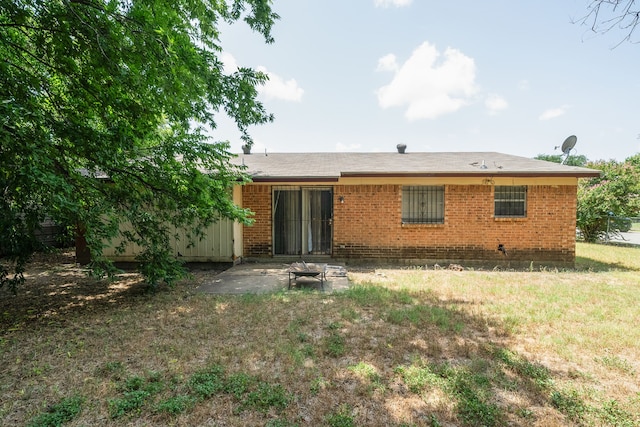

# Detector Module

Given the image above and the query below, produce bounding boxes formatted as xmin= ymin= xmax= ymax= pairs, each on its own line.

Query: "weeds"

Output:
xmin=348 ymin=361 xmax=379 ymax=381
xmin=343 ymin=284 xmax=396 ymax=306
xmin=154 ymin=394 xmax=197 ymax=415
xmin=265 ymin=419 xmax=300 ymax=427
xmin=340 ymin=307 xmax=359 ymax=321
xmin=108 ymin=390 xmax=153 ymax=419
xmin=399 ymin=360 xmax=503 ymax=426
xmin=386 ymin=304 xmax=464 ymax=332
xmin=595 ymin=352 xmax=637 ymax=375
xmin=286 ymin=316 xmax=308 ymax=335
xmin=427 ymin=414 xmax=442 ymax=426
xmin=108 ymin=373 xmax=166 ymax=418
xmin=395 ymin=363 xmax=442 ymax=394
xmin=188 ymin=364 xmax=226 ymax=399
xmin=310 ymin=376 xmax=330 ymax=395
xmin=324 ymin=332 xmax=345 ymax=357
xmin=327 ymin=321 xmax=342 ymax=330
xmin=96 ymin=361 xmax=125 ymax=379
xmin=325 ymin=404 xmax=355 ymax=427
xmin=100 ymin=363 xmax=292 ymax=420
xmin=455 ymin=380 xmax=500 ymax=425
xmin=27 ymin=395 xmax=83 ymax=427
xmin=348 ymin=362 xmax=385 ymax=393
xmin=224 ymin=372 xmax=257 ymax=398
xmin=493 ymin=347 xmax=552 ymax=389
xmin=598 ymin=399 xmax=636 ymax=427
xmin=239 ymin=382 xmax=291 ymax=414
xmin=550 ymin=388 xmax=588 ymax=422
xmin=449 ymin=369 xmax=501 ymax=426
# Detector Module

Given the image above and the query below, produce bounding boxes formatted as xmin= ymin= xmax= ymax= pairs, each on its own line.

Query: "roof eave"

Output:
xmin=250 ymin=176 xmax=340 ymax=183
xmin=339 ymin=171 xmax=602 ymax=178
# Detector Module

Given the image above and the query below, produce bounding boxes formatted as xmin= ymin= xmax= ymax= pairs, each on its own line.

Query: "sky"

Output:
xmin=212 ymin=0 xmax=640 ymax=161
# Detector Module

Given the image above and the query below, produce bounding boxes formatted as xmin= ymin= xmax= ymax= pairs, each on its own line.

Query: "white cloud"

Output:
xmin=220 ymin=53 xmax=303 ymax=102
xmin=374 ymin=0 xmax=412 ymax=8
xmin=220 ymin=52 xmax=239 ymax=74
xmin=256 ymin=66 xmax=304 ymax=102
xmin=539 ymin=105 xmax=569 ymax=120
xmin=376 ymin=54 xmax=398 ymax=72
xmin=485 ymin=94 xmax=508 ymax=115
xmin=376 ymin=41 xmax=478 ymax=120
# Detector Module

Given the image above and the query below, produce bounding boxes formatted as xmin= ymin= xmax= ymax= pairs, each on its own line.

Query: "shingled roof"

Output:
xmin=233 ymin=152 xmax=600 ymax=182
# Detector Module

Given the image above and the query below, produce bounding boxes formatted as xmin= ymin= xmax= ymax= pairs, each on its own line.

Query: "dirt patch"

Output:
xmin=0 ymin=250 xmax=229 ymax=331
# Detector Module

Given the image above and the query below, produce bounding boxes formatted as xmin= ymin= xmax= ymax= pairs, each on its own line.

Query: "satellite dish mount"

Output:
xmin=559 ymin=135 xmax=577 ymax=165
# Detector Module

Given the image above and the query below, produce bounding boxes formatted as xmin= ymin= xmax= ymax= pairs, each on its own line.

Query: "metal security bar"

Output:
xmin=494 ymin=186 xmax=527 ymax=217
xmin=402 ymin=186 xmax=444 ymax=224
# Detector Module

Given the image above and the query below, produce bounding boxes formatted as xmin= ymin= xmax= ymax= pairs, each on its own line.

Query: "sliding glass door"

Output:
xmin=273 ymin=187 xmax=332 ymax=256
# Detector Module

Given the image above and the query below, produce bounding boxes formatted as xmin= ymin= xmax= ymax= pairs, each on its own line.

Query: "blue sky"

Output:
xmin=214 ymin=0 xmax=639 ymax=161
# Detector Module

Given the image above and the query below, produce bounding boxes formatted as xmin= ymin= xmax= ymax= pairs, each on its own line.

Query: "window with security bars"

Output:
xmin=494 ymin=186 xmax=527 ymax=217
xmin=402 ymin=186 xmax=444 ymax=224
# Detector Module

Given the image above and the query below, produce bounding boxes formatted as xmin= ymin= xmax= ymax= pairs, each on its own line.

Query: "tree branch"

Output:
xmin=577 ymin=0 xmax=640 ymax=47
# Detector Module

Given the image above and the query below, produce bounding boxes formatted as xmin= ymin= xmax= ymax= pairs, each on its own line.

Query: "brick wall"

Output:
xmin=242 ymin=185 xmax=272 ymax=256
xmin=242 ymin=183 xmax=577 ymax=266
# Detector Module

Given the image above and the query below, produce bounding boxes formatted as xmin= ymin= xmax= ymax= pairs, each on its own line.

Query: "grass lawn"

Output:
xmin=1 ymin=243 xmax=639 ymax=426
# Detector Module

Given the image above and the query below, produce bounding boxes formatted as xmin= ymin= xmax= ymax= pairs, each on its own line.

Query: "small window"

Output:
xmin=402 ymin=186 xmax=444 ymax=224
xmin=494 ymin=186 xmax=527 ymax=217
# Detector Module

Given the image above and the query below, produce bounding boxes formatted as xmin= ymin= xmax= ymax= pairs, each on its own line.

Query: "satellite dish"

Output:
xmin=559 ymin=135 xmax=577 ymax=164
xmin=561 ymin=135 xmax=577 ymax=154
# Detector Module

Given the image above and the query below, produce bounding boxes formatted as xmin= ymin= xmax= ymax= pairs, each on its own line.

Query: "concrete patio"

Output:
xmin=196 ymin=262 xmax=350 ymax=294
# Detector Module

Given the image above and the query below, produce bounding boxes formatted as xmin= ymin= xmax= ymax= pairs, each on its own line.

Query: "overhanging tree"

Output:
xmin=1 ymin=0 xmax=279 ymax=291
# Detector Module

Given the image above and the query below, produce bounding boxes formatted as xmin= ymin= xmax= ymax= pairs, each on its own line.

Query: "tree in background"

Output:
xmin=1 ymin=1 xmax=278 ymax=291
xmin=534 ymin=153 xmax=588 ymax=167
xmin=577 ymin=155 xmax=640 ymax=242
xmin=536 ymin=153 xmax=640 ymax=242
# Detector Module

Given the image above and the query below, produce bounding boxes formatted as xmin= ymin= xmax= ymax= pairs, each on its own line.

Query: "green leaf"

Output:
xmin=1 ymin=0 xmax=278 ymax=289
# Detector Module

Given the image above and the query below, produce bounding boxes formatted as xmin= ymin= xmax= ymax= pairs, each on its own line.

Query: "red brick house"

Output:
xmin=234 ymin=150 xmax=599 ymax=267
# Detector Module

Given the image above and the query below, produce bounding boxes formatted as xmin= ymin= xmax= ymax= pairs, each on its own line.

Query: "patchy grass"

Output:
xmin=26 ymin=395 xmax=83 ymax=427
xmin=576 ymin=241 xmax=640 ymax=271
xmin=1 ymin=243 xmax=639 ymax=426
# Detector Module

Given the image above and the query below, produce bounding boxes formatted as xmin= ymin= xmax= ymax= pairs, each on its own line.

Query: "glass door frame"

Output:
xmin=272 ymin=186 xmax=333 ymax=256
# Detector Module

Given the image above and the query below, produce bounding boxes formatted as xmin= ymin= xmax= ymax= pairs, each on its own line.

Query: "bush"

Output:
xmin=577 ymin=156 xmax=640 ymax=242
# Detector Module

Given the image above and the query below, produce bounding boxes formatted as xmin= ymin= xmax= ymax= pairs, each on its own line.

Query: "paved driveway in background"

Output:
xmin=608 ymin=231 xmax=640 ymax=245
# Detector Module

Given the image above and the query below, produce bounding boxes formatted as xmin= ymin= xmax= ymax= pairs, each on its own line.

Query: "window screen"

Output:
xmin=494 ymin=186 xmax=527 ymax=217
xmin=402 ymin=186 xmax=444 ymax=224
